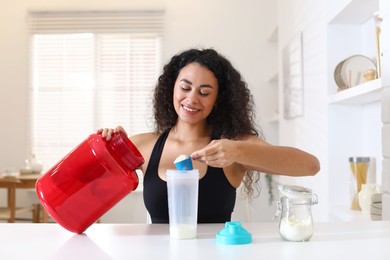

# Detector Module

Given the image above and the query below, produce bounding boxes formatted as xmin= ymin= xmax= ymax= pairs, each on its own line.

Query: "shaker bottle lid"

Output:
xmin=349 ymin=157 xmax=370 ymax=163
xmin=216 ymin=222 xmax=252 ymax=245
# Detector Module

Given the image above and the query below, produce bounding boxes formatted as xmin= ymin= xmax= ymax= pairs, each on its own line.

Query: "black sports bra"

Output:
xmin=143 ymin=130 xmax=237 ymax=223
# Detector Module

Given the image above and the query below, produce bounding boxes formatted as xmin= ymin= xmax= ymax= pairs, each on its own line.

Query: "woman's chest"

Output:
xmin=159 ymin=141 xmax=208 ymax=179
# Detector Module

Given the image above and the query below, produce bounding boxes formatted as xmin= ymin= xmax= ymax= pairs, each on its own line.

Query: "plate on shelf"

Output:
xmin=334 ymin=60 xmax=346 ymax=90
xmin=334 ymin=55 xmax=376 ymax=90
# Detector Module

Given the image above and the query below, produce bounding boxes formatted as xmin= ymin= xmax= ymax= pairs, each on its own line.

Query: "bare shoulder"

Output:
xmin=129 ymin=132 xmax=160 ymax=173
xmin=129 ymin=132 xmax=160 ymax=148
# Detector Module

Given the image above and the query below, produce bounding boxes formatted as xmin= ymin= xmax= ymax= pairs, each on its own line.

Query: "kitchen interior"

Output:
xmin=0 ymin=0 xmax=390 ymax=258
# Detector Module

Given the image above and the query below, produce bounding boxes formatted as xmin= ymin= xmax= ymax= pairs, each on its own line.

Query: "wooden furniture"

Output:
xmin=0 ymin=221 xmax=389 ymax=259
xmin=0 ymin=174 xmax=47 ymax=223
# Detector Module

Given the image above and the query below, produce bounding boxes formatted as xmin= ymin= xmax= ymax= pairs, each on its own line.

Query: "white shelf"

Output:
xmin=268 ymin=26 xmax=278 ymax=43
xmin=328 ymin=0 xmax=379 ymax=24
xmin=328 ymin=78 xmax=382 ymax=105
xmin=268 ymin=114 xmax=279 ymax=123
xmin=268 ymin=72 xmax=278 ymax=84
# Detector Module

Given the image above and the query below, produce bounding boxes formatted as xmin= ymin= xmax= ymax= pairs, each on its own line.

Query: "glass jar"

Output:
xmin=349 ymin=157 xmax=370 ymax=210
xmin=274 ymin=185 xmax=318 ymax=242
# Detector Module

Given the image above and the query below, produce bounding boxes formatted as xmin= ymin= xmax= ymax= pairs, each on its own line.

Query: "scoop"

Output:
xmin=174 ymin=155 xmax=193 ymax=170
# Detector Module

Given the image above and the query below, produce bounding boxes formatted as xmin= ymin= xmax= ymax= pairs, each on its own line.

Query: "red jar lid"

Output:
xmin=108 ymin=131 xmax=144 ymax=170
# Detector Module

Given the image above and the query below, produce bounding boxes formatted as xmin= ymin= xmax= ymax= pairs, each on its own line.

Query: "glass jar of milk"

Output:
xmin=274 ymin=184 xmax=318 ymax=242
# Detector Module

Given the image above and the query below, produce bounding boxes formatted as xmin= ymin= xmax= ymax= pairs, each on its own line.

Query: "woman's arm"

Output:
xmin=190 ymin=135 xmax=320 ymax=177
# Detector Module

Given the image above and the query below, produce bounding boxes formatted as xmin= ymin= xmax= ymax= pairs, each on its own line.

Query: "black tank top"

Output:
xmin=143 ymin=130 xmax=236 ymax=223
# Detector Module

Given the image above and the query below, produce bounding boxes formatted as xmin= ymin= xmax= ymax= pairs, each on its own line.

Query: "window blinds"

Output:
xmin=28 ymin=11 xmax=163 ymax=169
xmin=28 ymin=10 xmax=164 ymax=34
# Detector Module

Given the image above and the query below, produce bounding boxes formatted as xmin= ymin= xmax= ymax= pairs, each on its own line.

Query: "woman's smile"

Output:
xmin=182 ymin=104 xmax=200 ymax=113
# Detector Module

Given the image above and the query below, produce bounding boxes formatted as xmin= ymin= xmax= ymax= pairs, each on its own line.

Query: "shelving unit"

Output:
xmin=268 ymin=26 xmax=278 ymax=43
xmin=327 ymin=0 xmax=382 ymax=219
xmin=328 ymin=0 xmax=379 ymax=24
xmin=268 ymin=72 xmax=278 ymax=84
xmin=328 ymin=78 xmax=382 ymax=105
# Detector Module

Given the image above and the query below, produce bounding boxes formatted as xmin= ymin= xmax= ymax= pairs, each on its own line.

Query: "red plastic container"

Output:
xmin=36 ymin=131 xmax=144 ymax=233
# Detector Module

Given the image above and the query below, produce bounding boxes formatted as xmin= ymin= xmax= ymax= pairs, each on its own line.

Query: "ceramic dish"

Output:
xmin=334 ymin=55 xmax=376 ymax=90
xmin=334 ymin=60 xmax=346 ymax=90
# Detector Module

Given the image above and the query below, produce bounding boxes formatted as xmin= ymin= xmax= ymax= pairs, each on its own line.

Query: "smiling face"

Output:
xmin=173 ymin=62 xmax=219 ymax=126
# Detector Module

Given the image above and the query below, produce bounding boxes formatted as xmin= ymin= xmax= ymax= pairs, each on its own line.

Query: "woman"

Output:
xmin=100 ymin=48 xmax=320 ymax=223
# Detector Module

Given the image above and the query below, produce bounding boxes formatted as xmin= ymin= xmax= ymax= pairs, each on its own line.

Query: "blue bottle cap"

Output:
xmin=216 ymin=222 xmax=252 ymax=245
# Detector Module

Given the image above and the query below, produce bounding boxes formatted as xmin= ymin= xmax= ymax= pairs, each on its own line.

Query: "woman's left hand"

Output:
xmin=98 ymin=126 xmax=127 ymax=141
xmin=191 ymin=139 xmax=238 ymax=168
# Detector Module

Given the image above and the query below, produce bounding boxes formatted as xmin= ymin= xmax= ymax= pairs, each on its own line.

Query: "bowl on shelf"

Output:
xmin=334 ymin=55 xmax=377 ymax=91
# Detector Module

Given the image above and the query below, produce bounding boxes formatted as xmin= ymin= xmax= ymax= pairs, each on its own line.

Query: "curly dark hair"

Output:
xmin=153 ymin=48 xmax=262 ymax=200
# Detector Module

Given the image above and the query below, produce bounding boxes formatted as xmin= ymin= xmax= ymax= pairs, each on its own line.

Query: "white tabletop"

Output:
xmin=1 ymin=221 xmax=390 ymax=260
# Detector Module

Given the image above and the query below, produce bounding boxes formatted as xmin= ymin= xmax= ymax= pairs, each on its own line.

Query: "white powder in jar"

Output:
xmin=279 ymin=215 xmax=313 ymax=241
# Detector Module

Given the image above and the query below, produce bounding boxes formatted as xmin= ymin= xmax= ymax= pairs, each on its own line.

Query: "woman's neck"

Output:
xmin=171 ymin=121 xmax=211 ymax=143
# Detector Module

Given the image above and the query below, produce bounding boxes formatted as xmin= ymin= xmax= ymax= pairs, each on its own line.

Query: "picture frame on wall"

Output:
xmin=283 ymin=32 xmax=304 ymax=119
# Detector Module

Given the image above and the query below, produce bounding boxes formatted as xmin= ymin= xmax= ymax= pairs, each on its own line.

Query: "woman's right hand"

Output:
xmin=98 ymin=126 xmax=127 ymax=141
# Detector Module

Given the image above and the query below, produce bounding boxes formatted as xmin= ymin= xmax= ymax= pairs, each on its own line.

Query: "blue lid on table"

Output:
xmin=216 ymin=222 xmax=252 ymax=245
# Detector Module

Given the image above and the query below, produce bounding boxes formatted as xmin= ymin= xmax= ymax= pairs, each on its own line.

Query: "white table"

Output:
xmin=1 ymin=221 xmax=390 ymax=260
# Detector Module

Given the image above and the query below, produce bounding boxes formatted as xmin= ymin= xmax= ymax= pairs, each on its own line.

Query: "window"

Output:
xmin=28 ymin=11 xmax=163 ymax=169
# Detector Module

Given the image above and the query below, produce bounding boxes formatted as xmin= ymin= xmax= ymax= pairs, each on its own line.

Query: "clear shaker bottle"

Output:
xmin=274 ymin=184 xmax=318 ymax=242
xmin=167 ymin=169 xmax=199 ymax=239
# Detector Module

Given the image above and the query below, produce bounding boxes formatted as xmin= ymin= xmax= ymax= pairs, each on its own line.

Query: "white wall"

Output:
xmin=0 ymin=0 xmax=279 ymax=222
xmin=276 ymin=0 xmax=329 ymax=221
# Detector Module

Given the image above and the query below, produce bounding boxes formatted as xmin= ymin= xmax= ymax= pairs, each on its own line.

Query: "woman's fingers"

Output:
xmin=191 ymin=139 xmax=235 ymax=168
xmin=191 ymin=142 xmax=222 ymax=167
xmin=114 ymin=126 xmax=128 ymax=136
xmin=98 ymin=128 xmax=115 ymax=140
xmin=98 ymin=126 xmax=127 ymax=141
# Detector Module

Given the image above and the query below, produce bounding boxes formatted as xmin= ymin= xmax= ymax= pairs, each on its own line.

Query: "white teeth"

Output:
xmin=183 ymin=105 xmax=197 ymax=112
